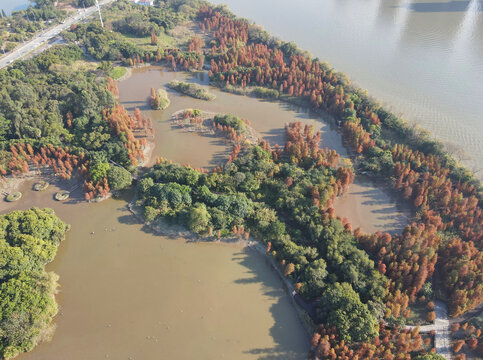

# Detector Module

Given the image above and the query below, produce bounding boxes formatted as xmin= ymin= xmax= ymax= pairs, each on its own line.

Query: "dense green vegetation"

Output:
xmin=108 ymin=0 xmax=193 ymax=37
xmin=0 ymin=208 xmax=68 ymax=359
xmin=60 ymin=0 xmax=205 ymax=64
xmin=167 ymin=80 xmax=215 ymax=100
xmin=138 ymin=124 xmax=385 ymax=343
xmin=0 ymin=44 xmax=148 ymax=197
xmin=106 ymin=164 xmax=132 ymax=190
xmin=213 ymin=114 xmax=245 ymax=133
xmin=62 ymin=22 xmax=143 ymax=62
xmin=0 ymin=45 xmax=111 ymax=145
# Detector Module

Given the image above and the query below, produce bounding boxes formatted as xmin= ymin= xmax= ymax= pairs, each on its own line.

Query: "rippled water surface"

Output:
xmin=210 ymin=0 xmax=483 ymax=177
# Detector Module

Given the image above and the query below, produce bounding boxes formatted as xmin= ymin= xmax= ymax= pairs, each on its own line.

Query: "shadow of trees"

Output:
xmin=232 ymin=249 xmax=310 ymax=360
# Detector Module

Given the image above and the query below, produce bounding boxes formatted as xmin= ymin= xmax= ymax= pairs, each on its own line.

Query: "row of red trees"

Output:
xmin=311 ymin=324 xmax=432 ymax=360
xmin=2 ymin=143 xmax=83 ymax=181
xmin=198 ymin=6 xmax=482 ymax=319
xmin=196 ymin=6 xmax=482 ymax=358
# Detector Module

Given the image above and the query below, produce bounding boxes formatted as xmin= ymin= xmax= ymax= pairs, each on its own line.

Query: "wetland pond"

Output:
xmin=10 ymin=65 xmax=412 ymax=359
xmin=118 ymin=66 xmax=411 ymax=234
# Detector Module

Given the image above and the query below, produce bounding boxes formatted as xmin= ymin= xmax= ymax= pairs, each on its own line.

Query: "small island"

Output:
xmin=167 ymin=80 xmax=216 ymax=101
xmin=54 ymin=191 xmax=70 ymax=201
xmin=149 ymin=87 xmax=170 ymax=110
xmin=5 ymin=192 xmax=22 ymax=202
xmin=33 ymin=181 xmax=49 ymax=191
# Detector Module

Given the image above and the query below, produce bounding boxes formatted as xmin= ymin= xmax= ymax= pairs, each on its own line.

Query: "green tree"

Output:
xmin=187 ymin=203 xmax=211 ymax=234
xmin=137 ymin=178 xmax=154 ymax=197
xmin=78 ymin=0 xmax=95 ymax=7
xmin=106 ymin=165 xmax=132 ymax=190
xmin=89 ymin=162 xmax=110 ymax=183
xmin=317 ymin=282 xmax=378 ymax=343
xmin=299 ymin=259 xmax=328 ymax=298
xmin=143 ymin=206 xmax=157 ymax=223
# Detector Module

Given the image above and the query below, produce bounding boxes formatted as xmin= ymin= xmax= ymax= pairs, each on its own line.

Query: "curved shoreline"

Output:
xmin=114 ymin=66 xmax=132 ymax=82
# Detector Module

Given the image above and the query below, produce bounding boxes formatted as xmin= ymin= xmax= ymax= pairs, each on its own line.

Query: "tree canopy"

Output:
xmin=0 ymin=208 xmax=68 ymax=359
xmin=106 ymin=165 xmax=132 ymax=190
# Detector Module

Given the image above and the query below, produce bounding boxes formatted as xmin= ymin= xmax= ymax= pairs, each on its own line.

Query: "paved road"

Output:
xmin=0 ymin=0 xmax=115 ymax=69
xmin=406 ymin=300 xmax=452 ymax=359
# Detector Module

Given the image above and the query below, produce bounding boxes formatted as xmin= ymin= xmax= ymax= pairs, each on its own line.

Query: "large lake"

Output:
xmin=210 ymin=0 xmax=483 ymax=178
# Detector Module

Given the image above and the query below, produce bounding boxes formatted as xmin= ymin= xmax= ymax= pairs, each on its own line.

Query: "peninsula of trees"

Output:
xmin=0 ymin=45 xmax=149 ymax=200
xmin=167 ymin=80 xmax=216 ymax=100
xmin=0 ymin=208 xmax=69 ymax=359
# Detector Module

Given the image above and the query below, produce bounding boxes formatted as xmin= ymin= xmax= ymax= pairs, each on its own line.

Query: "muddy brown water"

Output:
xmin=118 ymin=66 xmax=411 ymax=234
xmin=6 ymin=179 xmax=308 ymax=360
xmin=118 ymin=66 xmax=344 ymax=169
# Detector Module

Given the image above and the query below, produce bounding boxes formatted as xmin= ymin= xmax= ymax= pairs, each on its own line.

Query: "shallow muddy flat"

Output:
xmin=332 ymin=176 xmax=412 ymax=234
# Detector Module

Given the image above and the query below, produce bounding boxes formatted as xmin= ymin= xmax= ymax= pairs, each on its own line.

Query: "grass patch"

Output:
xmin=110 ymin=66 xmax=127 ymax=80
xmin=167 ymin=80 xmax=216 ymax=101
xmin=406 ymin=302 xmax=432 ymax=326
xmin=119 ymin=32 xmax=177 ymax=52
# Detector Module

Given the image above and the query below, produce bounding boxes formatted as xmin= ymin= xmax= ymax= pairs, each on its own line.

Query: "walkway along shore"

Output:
xmin=406 ymin=301 xmax=452 ymax=360
xmin=246 ymin=241 xmax=315 ymax=340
